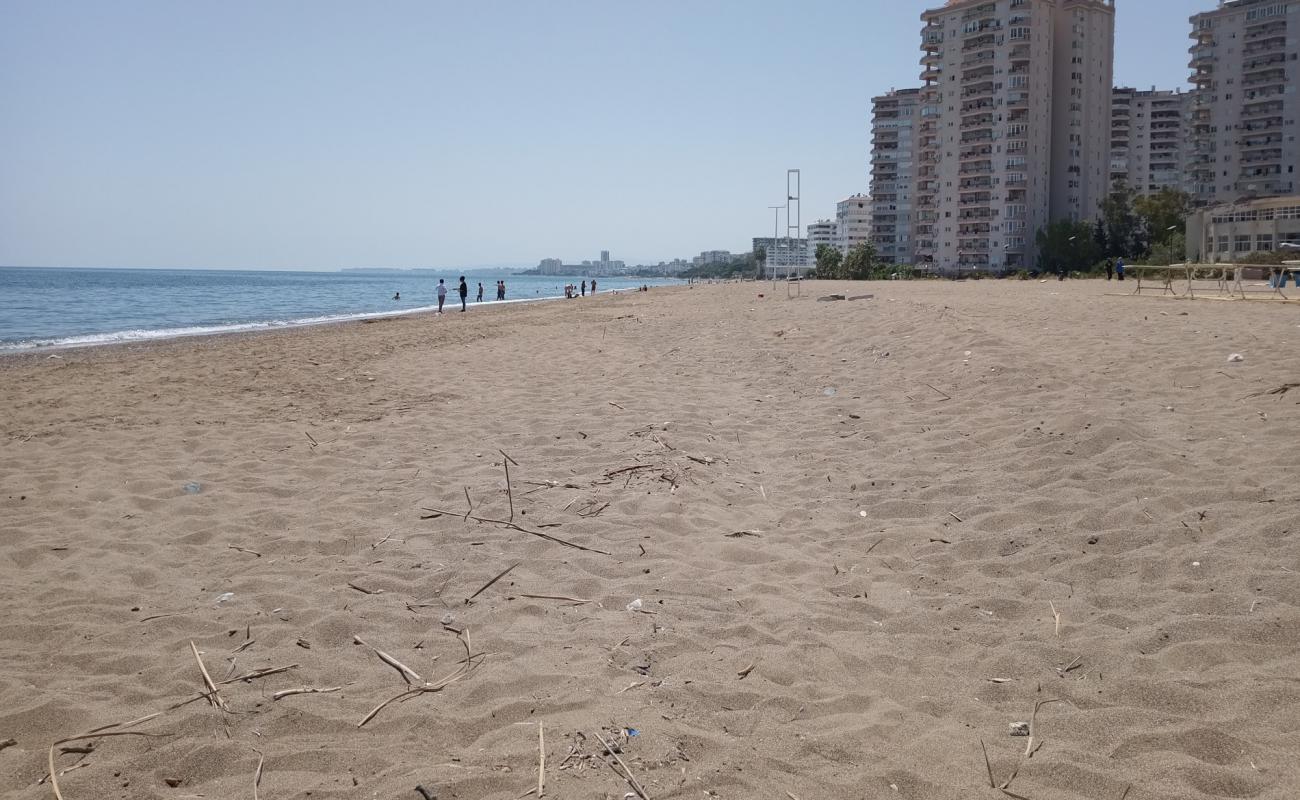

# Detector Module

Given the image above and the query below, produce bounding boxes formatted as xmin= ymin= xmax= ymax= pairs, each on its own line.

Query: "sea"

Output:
xmin=0 ymin=267 xmax=680 ymax=352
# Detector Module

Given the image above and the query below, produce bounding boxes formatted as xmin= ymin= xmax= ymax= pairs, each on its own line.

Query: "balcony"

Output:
xmin=959 ymin=223 xmax=991 ymax=235
xmin=960 ymin=162 xmax=993 ymax=176
xmin=960 ymin=130 xmax=995 ymax=144
xmin=1241 ymin=150 xmax=1283 ymax=165
xmin=920 ymin=65 xmax=942 ymax=81
xmin=1243 ymin=36 xmax=1286 ymax=57
xmin=1241 ymin=101 xmax=1284 ymax=120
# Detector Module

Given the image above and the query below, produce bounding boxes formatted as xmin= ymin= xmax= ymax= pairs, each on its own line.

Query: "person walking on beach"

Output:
xmin=458 ymin=276 xmax=468 ymax=312
xmin=497 ymin=281 xmax=506 ymax=301
xmin=1105 ymin=260 xmax=1114 ymax=281
xmin=581 ymin=280 xmax=587 ymax=296
xmin=476 ymin=282 xmax=484 ymax=303
xmin=436 ymin=279 xmax=447 ymax=314
xmin=1116 ymin=257 xmax=1125 ymax=281
xmin=590 ymin=278 xmax=597 ymax=295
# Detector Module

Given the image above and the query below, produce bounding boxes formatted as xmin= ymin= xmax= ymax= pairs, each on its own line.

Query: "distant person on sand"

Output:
xmin=1105 ymin=260 xmax=1114 ymax=281
xmin=581 ymin=280 xmax=587 ymax=296
xmin=476 ymin=282 xmax=484 ymax=302
xmin=436 ymin=279 xmax=447 ymax=314
xmin=1116 ymin=257 xmax=1125 ymax=281
xmin=590 ymin=278 xmax=597 ymax=294
xmin=458 ymin=276 xmax=468 ymax=312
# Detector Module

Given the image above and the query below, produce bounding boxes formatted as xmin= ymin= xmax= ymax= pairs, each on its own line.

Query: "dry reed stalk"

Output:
xmin=357 ymin=629 xmax=482 ymax=727
xmin=537 ymin=722 xmax=545 ymax=798
xmin=272 ymin=686 xmax=341 ymax=700
xmin=466 ymin=562 xmax=520 ymax=604
xmin=253 ymin=749 xmax=264 ymax=800
xmin=47 ymin=723 xmax=171 ymax=800
xmin=1050 ymin=602 xmax=1061 ymax=637
xmin=227 ymin=545 xmax=262 ymax=557
xmin=593 ymin=730 xmax=649 ymax=800
xmin=1024 ymin=698 xmax=1062 ymax=757
xmin=218 ymin=664 xmax=298 ymax=685
xmin=518 ymin=593 xmax=592 ymax=604
xmin=420 ymin=507 xmax=611 ymax=555
xmin=354 ymin=636 xmax=423 ymax=685
xmin=189 ymin=641 xmax=227 ymax=711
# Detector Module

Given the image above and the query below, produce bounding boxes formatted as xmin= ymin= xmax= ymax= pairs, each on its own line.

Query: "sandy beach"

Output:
xmin=1 ymin=280 xmax=1298 ymax=800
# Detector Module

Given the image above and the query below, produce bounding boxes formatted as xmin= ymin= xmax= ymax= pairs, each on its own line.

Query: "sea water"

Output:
xmin=0 ymin=267 xmax=678 ymax=352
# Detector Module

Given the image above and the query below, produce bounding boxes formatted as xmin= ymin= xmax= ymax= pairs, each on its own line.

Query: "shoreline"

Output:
xmin=0 ymin=283 xmax=671 ymax=363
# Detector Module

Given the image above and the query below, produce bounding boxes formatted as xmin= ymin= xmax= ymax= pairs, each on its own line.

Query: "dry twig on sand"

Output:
xmin=272 ymin=686 xmax=341 ymax=701
xmin=519 ymin=593 xmax=592 ymax=604
xmin=189 ymin=641 xmax=227 ymax=711
xmin=1050 ymin=602 xmax=1062 ymax=638
xmin=537 ymin=722 xmax=545 ymax=798
xmin=252 ymin=749 xmax=264 ymax=800
xmin=357 ymin=628 xmax=482 ymax=727
xmin=466 ymin=562 xmax=520 ymax=604
xmin=500 ymin=450 xmax=518 ymax=522
xmin=47 ymin=715 xmax=171 ymax=800
xmin=227 ymin=545 xmax=262 ymax=557
xmin=354 ymin=636 xmax=423 ymax=685
xmin=420 ymin=508 xmax=611 ymax=555
xmin=593 ymin=730 xmax=650 ymax=800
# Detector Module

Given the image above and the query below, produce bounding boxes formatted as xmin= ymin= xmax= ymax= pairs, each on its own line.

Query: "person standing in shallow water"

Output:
xmin=497 ymin=280 xmax=506 ymax=301
xmin=581 ymin=280 xmax=587 ymax=296
xmin=457 ymin=276 xmax=468 ymax=312
xmin=436 ymin=279 xmax=447 ymax=314
xmin=590 ymin=278 xmax=596 ymax=295
xmin=476 ymin=282 xmax=484 ymax=303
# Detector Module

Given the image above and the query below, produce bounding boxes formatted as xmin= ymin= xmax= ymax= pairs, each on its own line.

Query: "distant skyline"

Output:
xmin=2 ymin=1 xmax=1207 ymax=270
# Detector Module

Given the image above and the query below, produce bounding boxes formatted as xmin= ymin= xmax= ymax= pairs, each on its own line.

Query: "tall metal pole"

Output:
xmin=767 ymin=204 xmax=784 ymax=281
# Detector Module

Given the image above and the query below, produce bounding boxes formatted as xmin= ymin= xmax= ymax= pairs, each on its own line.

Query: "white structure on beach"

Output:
xmin=1186 ymin=194 xmax=1300 ymax=262
xmin=901 ymin=0 xmax=1116 ymax=274
xmin=1187 ymin=0 xmax=1299 ymax=205
xmin=1110 ymin=87 xmax=1190 ymax=196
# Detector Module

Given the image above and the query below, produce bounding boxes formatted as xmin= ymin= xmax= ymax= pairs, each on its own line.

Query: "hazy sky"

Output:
xmin=2 ymin=1 xmax=1205 ymax=270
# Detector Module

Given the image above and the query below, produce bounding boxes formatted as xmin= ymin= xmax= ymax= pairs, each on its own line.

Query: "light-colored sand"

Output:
xmin=1 ymin=280 xmax=1298 ymax=800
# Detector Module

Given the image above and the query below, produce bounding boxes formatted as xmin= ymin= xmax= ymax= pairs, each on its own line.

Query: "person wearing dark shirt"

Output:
xmin=457 ymin=276 xmax=468 ymax=312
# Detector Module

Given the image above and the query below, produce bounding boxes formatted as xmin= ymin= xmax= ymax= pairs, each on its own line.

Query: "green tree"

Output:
xmin=1146 ymin=231 xmax=1186 ymax=266
xmin=1134 ymin=188 xmax=1191 ymax=247
xmin=1100 ymin=183 xmax=1150 ymax=260
xmin=841 ymin=242 xmax=880 ymax=280
xmin=1035 ymin=219 xmax=1101 ymax=274
xmin=813 ymin=244 xmax=843 ymax=279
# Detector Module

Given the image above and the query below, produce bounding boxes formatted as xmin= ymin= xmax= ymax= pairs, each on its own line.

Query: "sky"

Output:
xmin=1 ymin=0 xmax=1208 ymax=270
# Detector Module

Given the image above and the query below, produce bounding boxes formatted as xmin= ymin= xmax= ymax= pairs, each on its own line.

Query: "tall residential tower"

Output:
xmin=1110 ymin=88 xmax=1191 ymax=196
xmin=1188 ymin=0 xmax=1299 ymax=205
xmin=910 ymin=0 xmax=1115 ymax=273
xmin=869 ymin=89 xmax=921 ymax=264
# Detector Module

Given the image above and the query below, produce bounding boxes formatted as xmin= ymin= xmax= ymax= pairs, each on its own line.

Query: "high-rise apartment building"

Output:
xmin=806 ymin=220 xmax=837 ymax=254
xmin=910 ymin=0 xmax=1114 ymax=273
xmin=1110 ymin=88 xmax=1191 ymax=195
xmin=1187 ymin=0 xmax=1299 ymax=205
xmin=836 ymin=194 xmax=873 ymax=254
xmin=870 ymin=89 xmax=921 ymax=264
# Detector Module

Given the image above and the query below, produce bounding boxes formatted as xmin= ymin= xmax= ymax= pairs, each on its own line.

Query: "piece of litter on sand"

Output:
xmin=1227 ymin=353 xmax=1244 ymax=363
xmin=214 ymin=592 xmax=234 ymax=605
xmin=858 ymin=510 xmax=867 ymax=517
xmin=183 ymin=482 xmax=202 ymax=494
xmin=625 ymin=599 xmax=643 ymax=612
xmin=1009 ymin=721 xmax=1030 ymax=736
xmin=822 ymin=387 xmax=837 ymax=396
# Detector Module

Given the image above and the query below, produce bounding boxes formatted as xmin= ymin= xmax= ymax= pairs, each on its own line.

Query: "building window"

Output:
xmin=1234 ymin=235 xmax=1252 ymax=253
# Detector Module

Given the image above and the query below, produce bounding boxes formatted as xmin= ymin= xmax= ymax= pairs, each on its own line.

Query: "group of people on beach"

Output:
xmin=430 ymin=278 xmax=507 ymax=313
xmin=564 ymin=279 xmax=597 ymax=299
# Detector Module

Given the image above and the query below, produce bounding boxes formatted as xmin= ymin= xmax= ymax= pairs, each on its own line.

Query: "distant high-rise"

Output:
xmin=870 ymin=89 xmax=921 ymax=264
xmin=1187 ymin=0 xmax=1299 ymax=205
xmin=836 ymin=194 xmax=873 ymax=254
xmin=1110 ymin=88 xmax=1191 ymax=195
xmin=806 ymin=220 xmax=837 ymax=254
xmin=907 ymin=0 xmax=1115 ymax=273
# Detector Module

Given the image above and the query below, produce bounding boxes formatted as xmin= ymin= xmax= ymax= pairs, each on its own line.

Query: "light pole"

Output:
xmin=767 ymin=204 xmax=785 ymax=280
